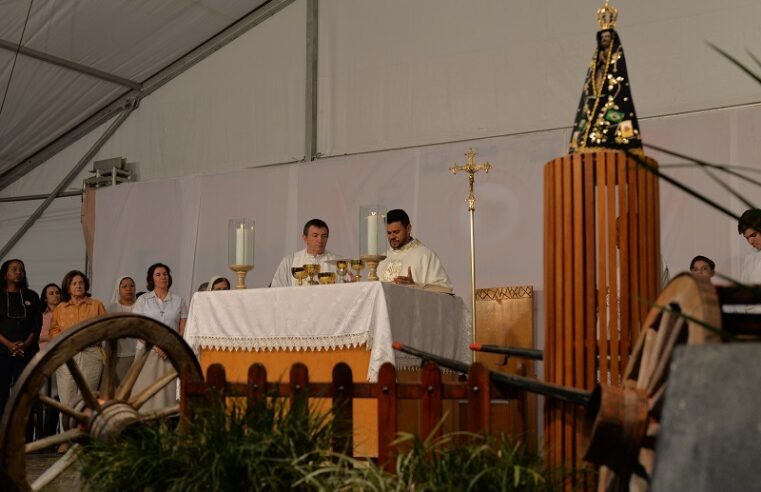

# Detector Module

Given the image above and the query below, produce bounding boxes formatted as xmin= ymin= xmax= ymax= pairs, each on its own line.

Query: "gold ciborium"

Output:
xmin=350 ymin=259 xmax=364 ymax=281
xmin=303 ymin=263 xmax=320 ymax=285
xmin=318 ymin=272 xmax=336 ymax=285
xmin=359 ymin=254 xmax=386 ymax=281
xmin=326 ymin=259 xmax=351 ymax=282
xmin=291 ymin=266 xmax=307 ymax=286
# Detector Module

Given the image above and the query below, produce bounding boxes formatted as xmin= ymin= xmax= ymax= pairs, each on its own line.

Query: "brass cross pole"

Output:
xmin=450 ymin=148 xmax=492 ymax=360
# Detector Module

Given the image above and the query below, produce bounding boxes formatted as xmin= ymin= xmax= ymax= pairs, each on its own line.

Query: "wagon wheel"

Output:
xmin=0 ymin=313 xmax=203 ymax=491
xmin=584 ymin=273 xmax=723 ymax=492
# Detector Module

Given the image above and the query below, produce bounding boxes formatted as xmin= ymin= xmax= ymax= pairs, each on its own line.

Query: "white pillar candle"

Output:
xmin=367 ymin=213 xmax=378 ymax=255
xmin=236 ymin=225 xmax=245 ymax=264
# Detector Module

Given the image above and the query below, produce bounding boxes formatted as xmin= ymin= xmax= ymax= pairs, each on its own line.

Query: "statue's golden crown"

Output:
xmin=596 ymin=1 xmax=618 ymax=30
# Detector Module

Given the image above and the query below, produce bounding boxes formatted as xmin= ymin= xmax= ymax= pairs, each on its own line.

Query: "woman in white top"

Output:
xmin=106 ymin=276 xmax=137 ymax=382
xmin=131 ymin=263 xmax=187 ymax=412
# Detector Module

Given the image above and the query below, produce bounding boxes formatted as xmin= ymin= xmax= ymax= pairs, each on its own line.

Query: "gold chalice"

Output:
xmin=350 ymin=259 xmax=364 ymax=281
xmin=335 ymin=260 xmax=349 ymax=283
xmin=318 ymin=272 xmax=336 ymax=284
xmin=303 ymin=263 xmax=320 ymax=285
xmin=291 ymin=266 xmax=307 ymax=286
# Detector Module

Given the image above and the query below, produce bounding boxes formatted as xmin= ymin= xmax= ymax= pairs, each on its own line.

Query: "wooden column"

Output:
xmin=543 ymin=151 xmax=660 ymax=470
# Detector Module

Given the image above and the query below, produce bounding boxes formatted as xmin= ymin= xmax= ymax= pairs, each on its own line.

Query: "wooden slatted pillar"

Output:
xmin=543 ymin=150 xmax=660 ymax=470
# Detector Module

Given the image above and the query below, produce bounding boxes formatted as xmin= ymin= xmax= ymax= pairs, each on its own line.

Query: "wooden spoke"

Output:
xmin=116 ymin=342 xmax=153 ymax=401
xmin=141 ymin=404 xmax=180 ymax=420
xmin=129 ymin=368 xmax=178 ymax=409
xmin=649 ymin=309 xmax=679 ymax=364
xmin=648 ymin=383 xmax=667 ymax=420
xmin=101 ymin=339 xmax=119 ymax=400
xmin=646 ymin=318 xmax=686 ymax=395
xmin=635 ymin=328 xmax=657 ymax=389
xmin=38 ymin=395 xmax=89 ymax=424
xmin=25 ymin=428 xmax=85 ymax=454
xmin=30 ymin=443 xmax=80 ymax=491
xmin=65 ymin=359 xmax=102 ymax=412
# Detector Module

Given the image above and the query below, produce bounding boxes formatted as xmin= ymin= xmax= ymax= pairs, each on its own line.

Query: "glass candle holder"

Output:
xmin=359 ymin=205 xmax=387 ymax=256
xmin=228 ymin=219 xmax=255 ymax=266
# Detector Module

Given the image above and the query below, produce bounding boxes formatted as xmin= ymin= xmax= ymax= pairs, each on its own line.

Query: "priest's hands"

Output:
xmin=394 ymin=267 xmax=414 ymax=285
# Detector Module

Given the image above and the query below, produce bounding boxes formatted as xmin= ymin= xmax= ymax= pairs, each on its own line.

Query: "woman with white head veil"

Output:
xmin=106 ymin=276 xmax=136 ymax=382
xmin=206 ymin=276 xmax=231 ymax=291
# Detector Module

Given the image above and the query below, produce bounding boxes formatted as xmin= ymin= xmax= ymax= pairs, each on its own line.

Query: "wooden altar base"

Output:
xmin=198 ymin=351 xmax=537 ymax=455
xmin=199 ymin=347 xmax=466 ymax=457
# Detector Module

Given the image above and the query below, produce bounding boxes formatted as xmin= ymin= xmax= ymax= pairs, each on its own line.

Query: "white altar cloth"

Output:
xmin=183 ymin=282 xmax=471 ymax=381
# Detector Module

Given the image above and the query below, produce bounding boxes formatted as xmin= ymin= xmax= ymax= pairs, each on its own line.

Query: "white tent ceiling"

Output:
xmin=0 ymin=0 xmax=275 ymax=187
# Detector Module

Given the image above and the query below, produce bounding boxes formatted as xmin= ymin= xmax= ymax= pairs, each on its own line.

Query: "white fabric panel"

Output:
xmin=0 ymin=196 xmax=84 ymax=294
xmin=0 ymin=119 xmax=115 ymax=294
xmin=91 ymin=176 xmax=201 ymax=304
xmin=91 ymin=103 xmax=761 ymax=339
xmin=86 ymin=0 xmax=306 ymax=181
xmin=318 ymin=0 xmax=761 ymax=157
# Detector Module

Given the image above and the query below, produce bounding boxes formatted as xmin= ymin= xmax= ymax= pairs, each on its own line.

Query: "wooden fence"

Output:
xmin=181 ymin=360 xmax=522 ymax=472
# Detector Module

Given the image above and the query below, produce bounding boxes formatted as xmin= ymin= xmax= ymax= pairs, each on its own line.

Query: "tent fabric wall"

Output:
xmin=91 ymin=101 xmax=761 ymax=347
xmin=3 ymin=0 xmax=761 ymax=300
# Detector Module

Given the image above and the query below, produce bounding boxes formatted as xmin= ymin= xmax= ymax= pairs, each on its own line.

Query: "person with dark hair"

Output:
xmin=107 ymin=276 xmax=137 ymax=382
xmin=689 ymin=255 xmax=715 ymax=279
xmin=270 ymin=218 xmax=341 ymax=287
xmin=0 ymin=259 xmax=42 ymax=416
xmin=38 ymin=283 xmax=61 ymax=351
xmin=206 ymin=276 xmax=231 ymax=291
xmin=35 ymin=282 xmax=61 ymax=439
xmin=739 ymin=209 xmax=761 ymax=284
xmin=50 ymin=269 xmax=105 ymax=450
xmin=377 ymin=209 xmax=453 ymax=292
xmin=131 ymin=263 xmax=187 ymax=411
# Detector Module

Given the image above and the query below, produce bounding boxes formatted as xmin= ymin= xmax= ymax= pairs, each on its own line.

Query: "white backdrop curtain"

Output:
xmin=91 ymin=102 xmax=761 ymax=354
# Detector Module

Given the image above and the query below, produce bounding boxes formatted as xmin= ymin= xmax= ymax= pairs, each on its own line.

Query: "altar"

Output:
xmin=183 ymin=281 xmax=471 ymax=455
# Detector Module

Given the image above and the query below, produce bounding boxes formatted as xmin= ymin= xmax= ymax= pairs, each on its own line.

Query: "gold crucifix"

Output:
xmin=450 ymin=148 xmax=492 ymax=211
xmin=449 ymin=148 xmax=492 ymax=361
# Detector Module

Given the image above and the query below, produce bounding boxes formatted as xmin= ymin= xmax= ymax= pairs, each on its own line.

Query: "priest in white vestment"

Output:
xmin=271 ymin=219 xmax=340 ymax=287
xmin=738 ymin=209 xmax=761 ymax=314
xmin=377 ymin=209 xmax=453 ymax=293
xmin=740 ymin=209 xmax=761 ymax=284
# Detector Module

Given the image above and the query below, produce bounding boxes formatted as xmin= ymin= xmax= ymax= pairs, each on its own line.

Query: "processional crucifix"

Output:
xmin=449 ymin=148 xmax=492 ymax=359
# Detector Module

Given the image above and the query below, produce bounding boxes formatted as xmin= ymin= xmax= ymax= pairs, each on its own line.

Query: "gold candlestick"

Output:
xmin=450 ymin=147 xmax=492 ymax=361
xmin=359 ymin=254 xmax=386 ymax=281
xmin=229 ymin=264 xmax=254 ymax=289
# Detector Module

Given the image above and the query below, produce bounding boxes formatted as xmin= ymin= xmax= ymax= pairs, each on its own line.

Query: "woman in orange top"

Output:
xmin=51 ymin=270 xmax=106 ymax=422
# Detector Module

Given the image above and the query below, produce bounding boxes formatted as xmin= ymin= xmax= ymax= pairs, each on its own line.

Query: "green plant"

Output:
xmin=78 ymin=395 xmax=337 ymax=492
xmin=78 ymin=397 xmax=566 ymax=492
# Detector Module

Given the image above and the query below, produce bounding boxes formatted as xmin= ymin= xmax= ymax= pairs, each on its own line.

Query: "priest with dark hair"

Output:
xmin=377 ymin=209 xmax=453 ymax=293
xmin=271 ymin=218 xmax=340 ymax=287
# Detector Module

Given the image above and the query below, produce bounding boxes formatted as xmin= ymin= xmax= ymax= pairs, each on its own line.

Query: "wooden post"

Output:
xmin=331 ymin=362 xmax=354 ymax=455
xmin=247 ymin=363 xmax=267 ymax=409
xmin=377 ymin=362 xmax=398 ymax=473
xmin=420 ymin=361 xmax=443 ymax=441
xmin=467 ymin=363 xmax=491 ymax=433
xmin=289 ymin=363 xmax=309 ymax=416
